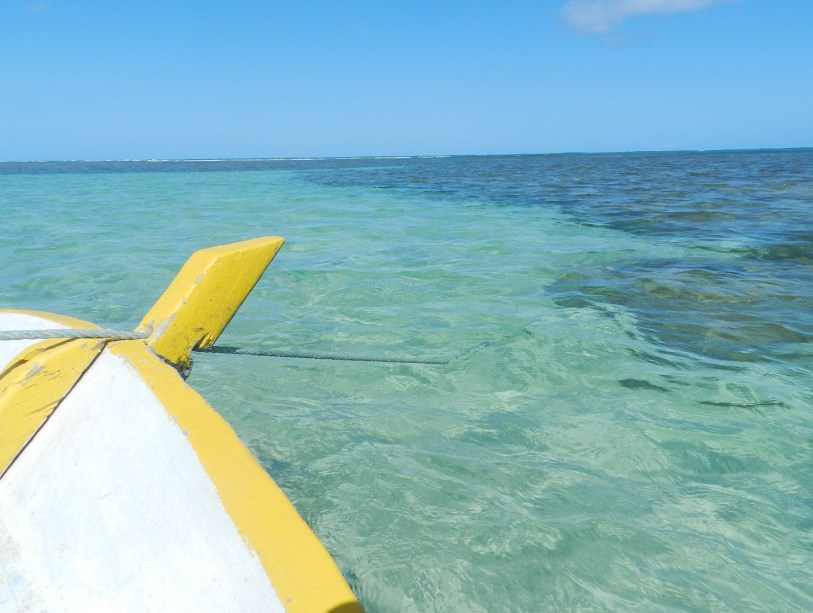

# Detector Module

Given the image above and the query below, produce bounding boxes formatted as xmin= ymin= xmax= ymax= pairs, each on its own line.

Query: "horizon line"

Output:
xmin=1 ymin=146 xmax=811 ymax=164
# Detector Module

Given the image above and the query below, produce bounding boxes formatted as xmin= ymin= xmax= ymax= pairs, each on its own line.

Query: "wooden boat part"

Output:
xmin=137 ymin=236 xmax=285 ymax=372
xmin=0 ymin=337 xmax=106 ymax=476
xmin=0 ymin=239 xmax=361 ymax=612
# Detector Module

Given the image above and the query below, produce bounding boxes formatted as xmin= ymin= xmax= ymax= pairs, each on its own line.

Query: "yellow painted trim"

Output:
xmin=0 ymin=309 xmax=99 ymax=330
xmin=110 ymin=341 xmax=362 ymax=613
xmin=136 ymin=237 xmax=285 ymax=370
xmin=0 ymin=339 xmax=107 ymax=476
xmin=0 ymin=310 xmax=102 ymax=476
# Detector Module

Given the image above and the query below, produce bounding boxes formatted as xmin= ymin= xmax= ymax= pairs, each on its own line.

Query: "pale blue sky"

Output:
xmin=1 ymin=0 xmax=811 ymax=160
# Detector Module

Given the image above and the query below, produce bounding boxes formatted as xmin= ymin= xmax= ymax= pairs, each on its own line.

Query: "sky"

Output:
xmin=1 ymin=0 xmax=811 ymax=160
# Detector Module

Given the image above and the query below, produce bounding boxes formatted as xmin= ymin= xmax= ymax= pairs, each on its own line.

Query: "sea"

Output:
xmin=1 ymin=150 xmax=812 ymax=612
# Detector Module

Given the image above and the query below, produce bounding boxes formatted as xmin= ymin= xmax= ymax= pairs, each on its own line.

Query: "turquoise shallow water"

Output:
xmin=1 ymin=151 xmax=812 ymax=611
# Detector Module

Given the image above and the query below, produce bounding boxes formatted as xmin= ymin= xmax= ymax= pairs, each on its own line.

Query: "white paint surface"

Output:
xmin=0 ymin=312 xmax=70 ymax=372
xmin=0 ymin=337 xmax=285 ymax=612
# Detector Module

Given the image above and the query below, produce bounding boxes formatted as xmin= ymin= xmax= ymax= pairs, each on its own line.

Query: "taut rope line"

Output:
xmin=0 ymin=329 xmax=449 ymax=365
xmin=196 ymin=345 xmax=449 ymax=365
xmin=0 ymin=329 xmax=149 ymax=341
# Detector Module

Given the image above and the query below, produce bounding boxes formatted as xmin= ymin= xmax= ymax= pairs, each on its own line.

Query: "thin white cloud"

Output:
xmin=561 ymin=0 xmax=734 ymax=34
xmin=27 ymin=2 xmax=52 ymax=14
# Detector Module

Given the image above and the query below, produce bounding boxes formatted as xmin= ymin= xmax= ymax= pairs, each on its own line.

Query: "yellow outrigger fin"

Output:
xmin=137 ymin=236 xmax=285 ymax=372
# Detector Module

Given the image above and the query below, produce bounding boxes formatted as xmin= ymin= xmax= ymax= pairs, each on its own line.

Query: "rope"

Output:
xmin=0 ymin=329 xmax=148 ymax=341
xmin=0 ymin=329 xmax=449 ymax=365
xmin=195 ymin=346 xmax=450 ymax=365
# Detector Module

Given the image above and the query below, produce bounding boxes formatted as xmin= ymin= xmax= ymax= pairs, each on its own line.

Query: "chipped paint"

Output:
xmin=0 ymin=338 xmax=107 ymax=476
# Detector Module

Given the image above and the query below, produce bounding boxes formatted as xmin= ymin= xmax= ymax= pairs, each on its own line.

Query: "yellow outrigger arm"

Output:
xmin=137 ymin=236 xmax=285 ymax=372
xmin=0 ymin=237 xmax=362 ymax=613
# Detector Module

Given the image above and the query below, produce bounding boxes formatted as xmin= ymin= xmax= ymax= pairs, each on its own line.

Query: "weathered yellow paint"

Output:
xmin=136 ymin=237 xmax=284 ymax=371
xmin=0 ymin=309 xmax=100 ymax=330
xmin=110 ymin=341 xmax=362 ymax=613
xmin=1 ymin=239 xmax=362 ymax=609
xmin=0 ymin=338 xmax=107 ymax=476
